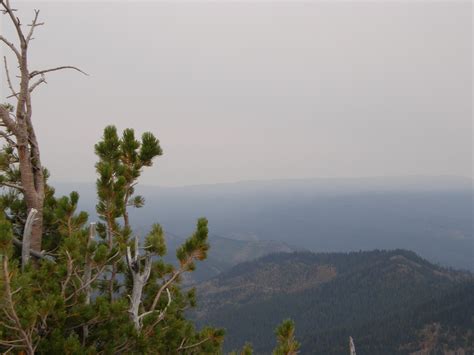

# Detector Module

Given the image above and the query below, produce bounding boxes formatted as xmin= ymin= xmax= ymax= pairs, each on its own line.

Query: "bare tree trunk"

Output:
xmin=0 ymin=1 xmax=86 ymax=253
xmin=126 ymin=237 xmax=152 ymax=331
xmin=12 ymin=78 xmax=45 ymax=253
xmin=21 ymin=208 xmax=37 ymax=270
xmin=123 ymin=187 xmax=131 ymax=229
xmin=13 ymin=7 xmax=45 ymax=252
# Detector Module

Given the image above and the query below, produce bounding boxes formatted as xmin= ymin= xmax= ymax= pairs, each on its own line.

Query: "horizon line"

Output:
xmin=49 ymin=174 xmax=473 ymax=189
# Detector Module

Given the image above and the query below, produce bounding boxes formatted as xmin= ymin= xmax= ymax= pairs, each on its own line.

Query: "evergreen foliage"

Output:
xmin=229 ymin=341 xmax=255 ymax=354
xmin=273 ymin=320 xmax=300 ymax=355
xmin=0 ymin=126 xmax=224 ymax=354
xmin=195 ymin=251 xmax=473 ymax=354
xmin=0 ymin=4 xmax=330 ymax=354
xmin=228 ymin=320 xmax=300 ymax=355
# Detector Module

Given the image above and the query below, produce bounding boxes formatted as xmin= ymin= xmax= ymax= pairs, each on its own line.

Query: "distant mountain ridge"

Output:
xmin=192 ymin=250 xmax=473 ymax=354
xmin=163 ymin=232 xmax=303 ymax=284
xmin=52 ymin=176 xmax=473 ymax=270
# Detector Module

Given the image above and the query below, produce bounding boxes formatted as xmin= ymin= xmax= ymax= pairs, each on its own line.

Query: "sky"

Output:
xmin=1 ymin=1 xmax=472 ymax=186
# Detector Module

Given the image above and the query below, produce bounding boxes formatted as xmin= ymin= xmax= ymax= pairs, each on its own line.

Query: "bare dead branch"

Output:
xmin=147 ymin=252 xmax=199 ymax=316
xmin=0 ymin=130 xmax=17 ymax=147
xmin=28 ymin=74 xmax=46 ymax=93
xmin=177 ymin=337 xmax=211 ymax=352
xmin=64 ymin=252 xmax=119 ymax=303
xmin=138 ymin=287 xmax=171 ymax=323
xmin=149 ymin=270 xmax=181 ymax=313
xmin=12 ymin=237 xmax=54 ymax=262
xmin=0 ymin=35 xmax=21 ymax=60
xmin=6 ymin=75 xmax=48 ymax=104
xmin=30 ymin=66 xmax=88 ymax=79
xmin=3 ymin=56 xmax=18 ymax=98
xmin=26 ymin=9 xmax=43 ymax=44
xmin=61 ymin=250 xmax=74 ymax=298
xmin=0 ymin=319 xmax=22 ymax=332
xmin=10 ymin=287 xmax=22 ymax=297
xmin=0 ymin=181 xmax=24 ymax=191
xmin=0 ymin=340 xmax=24 ymax=348
xmin=1 ymin=1 xmax=26 ymax=45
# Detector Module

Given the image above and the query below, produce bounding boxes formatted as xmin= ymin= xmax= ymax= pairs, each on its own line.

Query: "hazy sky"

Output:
xmin=1 ymin=1 xmax=472 ymax=186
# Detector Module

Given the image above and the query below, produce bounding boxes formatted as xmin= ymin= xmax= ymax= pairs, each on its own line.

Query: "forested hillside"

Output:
xmin=163 ymin=233 xmax=302 ymax=284
xmin=193 ymin=250 xmax=474 ymax=353
xmin=54 ymin=177 xmax=474 ymax=271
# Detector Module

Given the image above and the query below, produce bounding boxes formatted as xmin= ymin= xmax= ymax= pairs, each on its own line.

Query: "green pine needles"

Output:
xmin=0 ymin=124 xmax=300 ymax=354
xmin=273 ymin=319 xmax=300 ymax=355
xmin=0 ymin=126 xmax=224 ymax=354
xmin=0 ymin=2 xmax=301 ymax=351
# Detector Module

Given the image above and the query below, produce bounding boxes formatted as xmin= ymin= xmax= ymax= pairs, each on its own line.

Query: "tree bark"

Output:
xmin=126 ymin=237 xmax=152 ymax=331
xmin=0 ymin=2 xmax=83 ymax=253
xmin=21 ymin=208 xmax=37 ymax=269
xmin=0 ymin=1 xmax=46 ymax=252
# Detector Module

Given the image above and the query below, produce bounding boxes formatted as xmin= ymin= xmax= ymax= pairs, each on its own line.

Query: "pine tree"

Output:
xmin=273 ymin=319 xmax=300 ymax=355
xmin=0 ymin=126 xmax=224 ymax=354
xmin=230 ymin=342 xmax=254 ymax=355
xmin=0 ymin=3 xmax=301 ymax=354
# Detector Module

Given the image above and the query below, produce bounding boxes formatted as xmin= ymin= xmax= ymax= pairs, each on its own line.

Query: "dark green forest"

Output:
xmin=194 ymin=250 xmax=474 ymax=354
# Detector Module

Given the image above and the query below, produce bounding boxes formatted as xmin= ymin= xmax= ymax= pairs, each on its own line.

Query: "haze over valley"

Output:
xmin=54 ymin=175 xmax=473 ymax=274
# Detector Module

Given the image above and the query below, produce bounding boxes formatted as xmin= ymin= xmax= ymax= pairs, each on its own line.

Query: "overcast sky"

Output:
xmin=1 ymin=1 xmax=472 ymax=186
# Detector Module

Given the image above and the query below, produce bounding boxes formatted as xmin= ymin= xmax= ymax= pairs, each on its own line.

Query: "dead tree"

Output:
xmin=0 ymin=0 xmax=86 ymax=252
xmin=126 ymin=236 xmax=173 ymax=332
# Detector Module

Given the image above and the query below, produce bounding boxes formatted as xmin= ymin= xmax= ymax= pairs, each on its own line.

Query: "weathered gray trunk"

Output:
xmin=1 ymin=3 xmax=84 ymax=253
xmin=126 ymin=237 xmax=152 ymax=331
xmin=21 ymin=208 xmax=37 ymax=270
